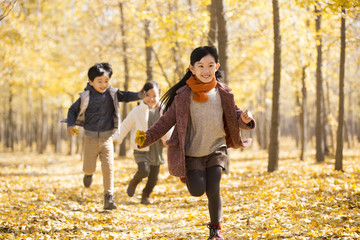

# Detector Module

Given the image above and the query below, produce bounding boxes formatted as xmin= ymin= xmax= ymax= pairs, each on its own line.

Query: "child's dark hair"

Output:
xmin=88 ymin=62 xmax=113 ymax=81
xmin=143 ymin=81 xmax=160 ymax=94
xmin=160 ymin=46 xmax=223 ymax=112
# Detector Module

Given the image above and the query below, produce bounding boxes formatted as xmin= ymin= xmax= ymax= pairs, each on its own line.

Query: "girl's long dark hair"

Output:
xmin=160 ymin=46 xmax=223 ymax=112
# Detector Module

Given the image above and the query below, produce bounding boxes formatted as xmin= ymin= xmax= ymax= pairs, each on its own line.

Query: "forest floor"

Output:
xmin=0 ymin=148 xmax=360 ymax=240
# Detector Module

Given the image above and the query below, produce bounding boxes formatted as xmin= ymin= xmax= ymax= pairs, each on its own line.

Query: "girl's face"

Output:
xmin=143 ymin=87 xmax=160 ymax=109
xmin=189 ymin=54 xmax=220 ymax=83
xmin=89 ymin=74 xmax=110 ymax=93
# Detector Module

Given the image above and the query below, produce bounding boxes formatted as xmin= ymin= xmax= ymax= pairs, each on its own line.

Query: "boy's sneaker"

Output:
xmin=104 ymin=193 xmax=117 ymax=210
xmin=83 ymin=175 xmax=93 ymax=188
xmin=207 ymin=222 xmax=224 ymax=240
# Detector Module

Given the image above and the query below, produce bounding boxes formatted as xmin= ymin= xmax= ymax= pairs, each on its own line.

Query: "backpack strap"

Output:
xmin=75 ymin=90 xmax=90 ymax=126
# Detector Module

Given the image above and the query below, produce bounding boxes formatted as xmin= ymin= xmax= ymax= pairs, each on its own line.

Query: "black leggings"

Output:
xmin=133 ymin=162 xmax=160 ymax=197
xmin=186 ymin=166 xmax=222 ymax=224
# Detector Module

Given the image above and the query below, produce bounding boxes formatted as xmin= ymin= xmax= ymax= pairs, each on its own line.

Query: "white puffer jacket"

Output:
xmin=113 ymin=101 xmax=150 ymax=151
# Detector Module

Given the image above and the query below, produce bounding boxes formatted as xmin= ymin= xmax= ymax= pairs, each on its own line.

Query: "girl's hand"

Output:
xmin=135 ymin=130 xmax=147 ymax=147
xmin=240 ymin=110 xmax=253 ymax=124
xmin=68 ymin=126 xmax=79 ymax=136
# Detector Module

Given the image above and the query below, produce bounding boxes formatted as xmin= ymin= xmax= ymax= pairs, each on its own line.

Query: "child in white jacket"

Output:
xmin=113 ymin=81 xmax=171 ymax=204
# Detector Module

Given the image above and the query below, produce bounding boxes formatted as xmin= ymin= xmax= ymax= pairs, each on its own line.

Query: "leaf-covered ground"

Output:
xmin=0 ymin=149 xmax=359 ymax=239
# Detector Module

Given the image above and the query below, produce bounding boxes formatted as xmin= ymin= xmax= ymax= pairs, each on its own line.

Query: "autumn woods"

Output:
xmin=1 ymin=0 xmax=360 ymax=239
xmin=0 ymin=0 xmax=359 ymax=168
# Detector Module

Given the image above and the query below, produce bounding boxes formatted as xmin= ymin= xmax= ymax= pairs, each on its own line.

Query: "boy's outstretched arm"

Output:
xmin=117 ymin=90 xmax=144 ymax=102
xmin=66 ymin=98 xmax=81 ymax=136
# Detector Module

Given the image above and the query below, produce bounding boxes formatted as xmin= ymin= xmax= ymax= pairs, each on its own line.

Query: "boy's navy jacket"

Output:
xmin=66 ymin=83 xmax=141 ymax=132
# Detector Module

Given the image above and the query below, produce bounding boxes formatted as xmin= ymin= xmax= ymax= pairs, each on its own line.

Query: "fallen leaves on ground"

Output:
xmin=0 ymin=149 xmax=359 ymax=239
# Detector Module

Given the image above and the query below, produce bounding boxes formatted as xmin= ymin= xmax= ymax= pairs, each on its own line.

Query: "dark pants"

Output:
xmin=133 ymin=162 xmax=160 ymax=197
xmin=186 ymin=166 xmax=223 ymax=224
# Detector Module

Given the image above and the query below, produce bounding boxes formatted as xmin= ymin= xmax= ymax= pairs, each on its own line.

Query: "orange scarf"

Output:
xmin=186 ymin=75 xmax=217 ymax=103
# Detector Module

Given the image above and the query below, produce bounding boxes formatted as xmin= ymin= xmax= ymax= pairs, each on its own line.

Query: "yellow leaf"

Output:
xmin=311 ymin=220 xmax=319 ymax=227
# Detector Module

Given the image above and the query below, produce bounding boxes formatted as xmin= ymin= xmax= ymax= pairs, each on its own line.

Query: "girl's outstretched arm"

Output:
xmin=137 ymin=102 xmax=177 ymax=148
xmin=113 ymin=107 xmax=137 ymax=145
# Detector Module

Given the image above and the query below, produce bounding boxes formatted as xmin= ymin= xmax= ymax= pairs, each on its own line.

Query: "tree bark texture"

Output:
xmin=268 ymin=0 xmax=281 ymax=172
xmin=335 ymin=7 xmax=346 ymax=171
xmin=208 ymin=0 xmax=217 ymax=46
xmin=315 ymin=2 xmax=324 ymax=163
xmin=216 ymin=0 xmax=228 ymax=84
xmin=144 ymin=17 xmax=153 ymax=82
xmin=119 ymin=1 xmax=129 ymax=157
xmin=299 ymin=66 xmax=307 ymax=160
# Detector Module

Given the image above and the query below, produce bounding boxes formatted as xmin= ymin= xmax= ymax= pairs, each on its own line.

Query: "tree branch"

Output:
xmin=0 ymin=0 xmax=17 ymax=21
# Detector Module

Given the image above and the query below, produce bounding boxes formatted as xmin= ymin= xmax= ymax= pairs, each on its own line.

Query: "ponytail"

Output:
xmin=215 ymin=67 xmax=224 ymax=82
xmin=160 ymin=69 xmax=192 ymax=113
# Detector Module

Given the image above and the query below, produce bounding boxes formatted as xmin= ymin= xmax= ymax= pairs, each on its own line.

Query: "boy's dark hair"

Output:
xmin=88 ymin=62 xmax=113 ymax=81
xmin=143 ymin=81 xmax=160 ymax=94
xmin=160 ymin=46 xmax=223 ymax=112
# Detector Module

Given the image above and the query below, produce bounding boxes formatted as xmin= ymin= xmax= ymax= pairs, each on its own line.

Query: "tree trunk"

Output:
xmin=347 ymin=91 xmax=354 ymax=148
xmin=38 ymin=96 xmax=47 ymax=154
xmin=315 ymin=2 xmax=324 ymax=163
xmin=0 ymin=93 xmax=3 ymax=151
xmin=216 ymin=0 xmax=228 ymax=84
xmin=344 ymin=121 xmax=351 ymax=148
xmin=325 ymin=77 xmax=335 ymax=151
xmin=168 ymin=1 xmax=183 ymax=82
xmin=207 ymin=0 xmax=217 ymax=46
xmin=153 ymin=48 xmax=171 ymax=86
xmin=55 ymin=95 xmax=62 ymax=154
xmin=321 ymin=85 xmax=329 ymax=155
xmin=268 ymin=0 xmax=281 ymax=172
xmin=7 ymin=88 xmax=14 ymax=151
xmin=187 ymin=0 xmax=192 ymax=12
xmin=119 ymin=1 xmax=130 ymax=157
xmin=358 ymin=97 xmax=360 ymax=143
xmin=0 ymin=0 xmax=17 ymax=21
xmin=299 ymin=66 xmax=307 ymax=160
xmin=144 ymin=19 xmax=153 ymax=82
xmin=256 ymin=83 xmax=269 ymax=150
xmin=26 ymin=86 xmax=34 ymax=150
xmin=144 ymin=5 xmax=153 ymax=82
xmin=335 ymin=7 xmax=346 ymax=171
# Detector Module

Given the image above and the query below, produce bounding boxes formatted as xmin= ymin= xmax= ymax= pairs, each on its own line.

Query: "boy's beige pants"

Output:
xmin=83 ymin=135 xmax=114 ymax=195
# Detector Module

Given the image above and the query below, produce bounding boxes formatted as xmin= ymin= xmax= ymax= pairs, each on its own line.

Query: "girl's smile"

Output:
xmin=189 ymin=54 xmax=220 ymax=83
xmin=143 ymin=88 xmax=159 ymax=109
